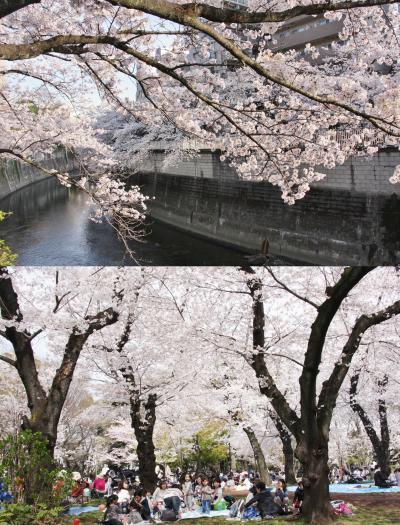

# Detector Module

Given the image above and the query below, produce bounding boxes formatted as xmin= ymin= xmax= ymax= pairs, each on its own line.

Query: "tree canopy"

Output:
xmin=0 ymin=0 xmax=399 ymax=243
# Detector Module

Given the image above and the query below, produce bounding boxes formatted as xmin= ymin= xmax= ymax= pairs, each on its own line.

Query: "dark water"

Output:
xmin=0 ymin=178 xmax=256 ymax=266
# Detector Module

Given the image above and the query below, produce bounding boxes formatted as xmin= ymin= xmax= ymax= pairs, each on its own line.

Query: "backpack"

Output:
xmin=160 ymin=509 xmax=178 ymax=521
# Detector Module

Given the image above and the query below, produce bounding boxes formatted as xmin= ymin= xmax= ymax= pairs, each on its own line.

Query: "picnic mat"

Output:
xmin=181 ymin=509 xmax=231 ymax=519
xmin=288 ymin=483 xmax=400 ymax=494
xmin=65 ymin=505 xmax=100 ymax=515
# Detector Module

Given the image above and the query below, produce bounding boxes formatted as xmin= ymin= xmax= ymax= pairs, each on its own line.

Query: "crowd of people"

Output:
xmin=96 ymin=472 xmax=305 ymax=525
xmin=57 ymin=463 xmax=400 ymax=524
xmin=329 ymin=464 xmax=400 ymax=488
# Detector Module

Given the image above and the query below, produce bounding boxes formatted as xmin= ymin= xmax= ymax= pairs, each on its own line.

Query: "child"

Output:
xmin=194 ymin=476 xmax=203 ymax=503
xmin=212 ymin=479 xmax=223 ymax=508
xmin=104 ymin=494 xmax=123 ymax=525
xmin=200 ymin=478 xmax=213 ymax=515
xmin=292 ymin=481 xmax=304 ymax=513
xmin=182 ymin=473 xmax=194 ymax=511
xmin=127 ymin=498 xmax=145 ymax=524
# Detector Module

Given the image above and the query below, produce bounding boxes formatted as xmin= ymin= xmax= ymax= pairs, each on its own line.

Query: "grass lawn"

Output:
xmin=59 ymin=505 xmax=400 ymax=525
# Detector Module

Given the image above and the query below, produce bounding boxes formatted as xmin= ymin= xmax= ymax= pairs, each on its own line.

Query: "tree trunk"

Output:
xmin=130 ymin=393 xmax=158 ymax=492
xmin=296 ymin=441 xmax=335 ymax=525
xmin=269 ymin=411 xmax=296 ymax=484
xmin=350 ymin=371 xmax=391 ymax=475
xmin=243 ymin=426 xmax=271 ymax=484
xmin=283 ymin=438 xmax=296 ymax=484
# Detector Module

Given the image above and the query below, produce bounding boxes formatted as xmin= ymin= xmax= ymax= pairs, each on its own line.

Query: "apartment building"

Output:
xmin=269 ymin=15 xmax=343 ymax=53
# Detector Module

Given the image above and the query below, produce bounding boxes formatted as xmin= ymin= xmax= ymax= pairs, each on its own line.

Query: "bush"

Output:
xmin=0 ymin=430 xmax=69 ymax=506
xmin=0 ymin=503 xmax=62 ymax=525
xmin=0 ymin=211 xmax=17 ymax=265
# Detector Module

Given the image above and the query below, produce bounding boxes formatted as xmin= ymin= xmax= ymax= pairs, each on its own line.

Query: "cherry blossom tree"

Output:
xmin=0 ymin=267 xmax=120 ymax=453
xmin=54 ymin=380 xmax=112 ymax=473
xmin=87 ymin=268 xmax=198 ymax=490
xmin=1 ymin=265 xmax=399 ymax=524
xmin=0 ymin=0 xmax=399 ymax=217
xmin=348 ymin=343 xmax=400 ymax=475
xmin=184 ymin=266 xmax=400 ymax=523
xmin=268 ymin=408 xmax=296 ymax=484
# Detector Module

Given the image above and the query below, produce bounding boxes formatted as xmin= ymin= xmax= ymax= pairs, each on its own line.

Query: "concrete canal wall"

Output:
xmin=0 ymin=149 xmax=76 ymax=200
xmin=137 ymin=148 xmax=400 ymax=265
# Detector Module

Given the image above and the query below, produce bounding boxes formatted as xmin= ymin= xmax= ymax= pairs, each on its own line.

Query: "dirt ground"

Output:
xmin=329 ymin=491 xmax=400 ymax=509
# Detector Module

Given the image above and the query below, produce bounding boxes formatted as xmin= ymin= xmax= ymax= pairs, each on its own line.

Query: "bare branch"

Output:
xmin=0 ymin=353 xmax=17 ymax=367
xmin=265 ymin=267 xmax=319 ymax=310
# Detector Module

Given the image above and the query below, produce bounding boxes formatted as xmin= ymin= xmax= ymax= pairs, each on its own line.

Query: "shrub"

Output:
xmin=0 ymin=430 xmax=66 ymax=506
xmin=0 ymin=503 xmax=62 ymax=525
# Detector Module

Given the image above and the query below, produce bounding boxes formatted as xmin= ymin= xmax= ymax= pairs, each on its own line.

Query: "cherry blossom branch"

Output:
xmin=108 ymin=0 xmax=400 ymax=25
xmin=1 ymin=32 xmax=398 ymax=139
xmin=317 ymin=297 xmax=400 ymax=429
xmin=246 ymin=273 xmax=302 ymax=438
xmin=93 ymin=51 xmax=199 ymax=136
xmin=299 ymin=267 xmax=372 ymax=427
xmin=178 ymin=15 xmax=400 ymax=136
xmin=0 ymin=69 xmax=74 ymax=102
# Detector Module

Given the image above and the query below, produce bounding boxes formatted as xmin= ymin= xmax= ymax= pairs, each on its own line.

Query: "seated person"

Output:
xmin=153 ymin=480 xmax=183 ymax=516
xmin=292 ymin=481 xmax=304 ymax=513
xmin=243 ymin=481 xmax=282 ymax=519
xmin=117 ymin=481 xmax=131 ymax=514
xmin=131 ymin=490 xmax=151 ymax=520
xmin=127 ymin=499 xmax=145 ymax=524
xmin=374 ymin=467 xmax=392 ymax=488
xmin=240 ymin=473 xmax=252 ymax=491
xmin=71 ymin=479 xmax=85 ymax=503
xmin=103 ymin=494 xmax=123 ymax=525
xmin=274 ymin=479 xmax=289 ymax=512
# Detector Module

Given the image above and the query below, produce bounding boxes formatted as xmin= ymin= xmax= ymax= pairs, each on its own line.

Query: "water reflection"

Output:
xmin=0 ymin=178 xmax=251 ymax=266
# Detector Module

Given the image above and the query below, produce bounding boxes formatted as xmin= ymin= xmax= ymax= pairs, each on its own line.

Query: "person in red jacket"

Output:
xmin=93 ymin=475 xmax=107 ymax=498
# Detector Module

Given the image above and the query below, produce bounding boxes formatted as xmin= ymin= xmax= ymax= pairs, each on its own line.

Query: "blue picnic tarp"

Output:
xmin=288 ymin=483 xmax=400 ymax=494
xmin=65 ymin=505 xmax=100 ymax=515
xmin=181 ymin=509 xmax=231 ymax=520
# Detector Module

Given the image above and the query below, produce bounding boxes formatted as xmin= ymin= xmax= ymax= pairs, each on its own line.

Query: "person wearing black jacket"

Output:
xmin=243 ymin=482 xmax=281 ymax=518
xmin=374 ymin=468 xmax=392 ymax=489
xmin=131 ymin=490 xmax=151 ymax=520
xmin=292 ymin=481 xmax=304 ymax=513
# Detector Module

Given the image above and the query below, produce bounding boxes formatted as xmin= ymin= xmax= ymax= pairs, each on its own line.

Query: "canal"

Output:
xmin=0 ymin=177 xmax=285 ymax=266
